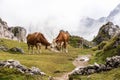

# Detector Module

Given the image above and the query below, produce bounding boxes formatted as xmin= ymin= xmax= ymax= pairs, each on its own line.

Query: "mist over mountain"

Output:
xmin=37 ymin=4 xmax=120 ymax=41
xmin=107 ymin=3 xmax=120 ymax=25
xmin=28 ymin=3 xmax=120 ymax=42
xmin=28 ymin=16 xmax=79 ymax=42
xmin=79 ymin=3 xmax=120 ymax=41
xmin=0 ymin=0 xmax=120 ymax=42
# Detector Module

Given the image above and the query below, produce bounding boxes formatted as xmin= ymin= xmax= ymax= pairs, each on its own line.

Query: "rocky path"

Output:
xmin=73 ymin=55 xmax=91 ymax=67
xmin=52 ymin=55 xmax=91 ymax=80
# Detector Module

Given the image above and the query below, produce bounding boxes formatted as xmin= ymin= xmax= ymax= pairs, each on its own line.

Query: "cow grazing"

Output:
xmin=52 ymin=30 xmax=70 ymax=53
xmin=26 ymin=32 xmax=51 ymax=54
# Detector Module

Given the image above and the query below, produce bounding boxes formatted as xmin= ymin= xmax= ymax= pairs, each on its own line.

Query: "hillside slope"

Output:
xmin=0 ymin=38 xmax=94 ymax=80
xmin=0 ymin=37 xmax=120 ymax=80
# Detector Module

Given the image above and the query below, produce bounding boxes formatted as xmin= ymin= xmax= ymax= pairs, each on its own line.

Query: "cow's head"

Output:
xmin=49 ymin=39 xmax=61 ymax=52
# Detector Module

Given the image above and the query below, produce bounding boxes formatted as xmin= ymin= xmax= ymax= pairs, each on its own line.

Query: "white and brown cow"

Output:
xmin=52 ymin=30 xmax=70 ymax=53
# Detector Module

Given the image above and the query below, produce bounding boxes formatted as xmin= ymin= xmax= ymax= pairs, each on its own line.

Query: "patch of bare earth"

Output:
xmin=51 ymin=55 xmax=91 ymax=80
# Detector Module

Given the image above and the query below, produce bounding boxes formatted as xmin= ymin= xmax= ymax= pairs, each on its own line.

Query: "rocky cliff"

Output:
xmin=93 ymin=22 xmax=120 ymax=45
xmin=8 ymin=26 xmax=26 ymax=42
xmin=0 ymin=17 xmax=26 ymax=42
xmin=92 ymin=23 xmax=120 ymax=62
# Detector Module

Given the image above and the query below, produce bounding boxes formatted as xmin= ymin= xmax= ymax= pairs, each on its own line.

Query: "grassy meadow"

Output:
xmin=0 ymin=38 xmax=120 ymax=80
xmin=0 ymin=38 xmax=93 ymax=80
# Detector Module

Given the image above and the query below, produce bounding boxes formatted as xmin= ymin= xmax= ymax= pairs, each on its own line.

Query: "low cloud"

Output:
xmin=0 ymin=0 xmax=120 ymax=41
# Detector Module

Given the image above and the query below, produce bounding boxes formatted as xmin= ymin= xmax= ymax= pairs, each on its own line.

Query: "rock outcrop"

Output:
xmin=0 ymin=59 xmax=46 ymax=75
xmin=0 ymin=18 xmax=15 ymax=39
xmin=0 ymin=17 xmax=26 ymax=42
xmin=8 ymin=26 xmax=26 ymax=42
xmin=93 ymin=22 xmax=120 ymax=45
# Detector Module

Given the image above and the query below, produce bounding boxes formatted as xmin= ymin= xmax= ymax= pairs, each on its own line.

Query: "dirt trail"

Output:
xmin=73 ymin=55 xmax=91 ymax=67
xmin=52 ymin=55 xmax=91 ymax=80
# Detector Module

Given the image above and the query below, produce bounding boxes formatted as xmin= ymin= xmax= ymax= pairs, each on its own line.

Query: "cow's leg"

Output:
xmin=37 ymin=43 xmax=41 ymax=54
xmin=64 ymin=42 xmax=68 ymax=53
xmin=66 ymin=42 xmax=68 ymax=53
xmin=28 ymin=44 xmax=31 ymax=54
xmin=38 ymin=45 xmax=41 ymax=54
xmin=35 ymin=45 xmax=38 ymax=54
xmin=60 ymin=42 xmax=64 ymax=52
xmin=31 ymin=45 xmax=34 ymax=54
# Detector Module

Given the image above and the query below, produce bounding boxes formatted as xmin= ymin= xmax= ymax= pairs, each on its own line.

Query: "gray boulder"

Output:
xmin=93 ymin=22 xmax=120 ymax=45
xmin=0 ymin=17 xmax=27 ymax=41
xmin=0 ymin=59 xmax=46 ymax=75
xmin=8 ymin=26 xmax=26 ymax=42
xmin=0 ymin=45 xmax=8 ymax=51
xmin=9 ymin=47 xmax=24 ymax=54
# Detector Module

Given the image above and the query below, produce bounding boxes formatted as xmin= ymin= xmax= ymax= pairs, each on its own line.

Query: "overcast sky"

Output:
xmin=0 ymin=0 xmax=120 ymax=41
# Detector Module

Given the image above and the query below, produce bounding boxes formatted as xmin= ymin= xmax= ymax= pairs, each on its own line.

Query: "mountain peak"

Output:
xmin=107 ymin=3 xmax=120 ymax=21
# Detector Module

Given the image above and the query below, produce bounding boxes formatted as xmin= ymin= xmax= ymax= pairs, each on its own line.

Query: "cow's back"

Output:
xmin=65 ymin=32 xmax=70 ymax=42
xmin=27 ymin=32 xmax=50 ymax=46
xmin=38 ymin=33 xmax=50 ymax=46
xmin=56 ymin=31 xmax=69 ymax=42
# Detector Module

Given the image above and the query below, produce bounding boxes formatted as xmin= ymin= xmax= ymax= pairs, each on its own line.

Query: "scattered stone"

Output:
xmin=30 ymin=67 xmax=45 ymax=75
xmin=70 ymin=55 xmax=120 ymax=76
xmin=0 ymin=45 xmax=25 ymax=54
xmin=0 ymin=45 xmax=9 ymax=51
xmin=0 ymin=59 xmax=45 ymax=76
xmin=9 ymin=47 xmax=24 ymax=54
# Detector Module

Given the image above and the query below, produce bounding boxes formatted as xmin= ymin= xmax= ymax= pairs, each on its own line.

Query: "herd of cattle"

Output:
xmin=26 ymin=30 xmax=70 ymax=54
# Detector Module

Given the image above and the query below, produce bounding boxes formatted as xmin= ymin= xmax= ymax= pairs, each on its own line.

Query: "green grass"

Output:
xmin=0 ymin=38 xmax=93 ymax=80
xmin=90 ymin=35 xmax=120 ymax=64
xmin=0 ymin=67 xmax=46 ymax=80
xmin=70 ymin=35 xmax=120 ymax=80
xmin=1 ymin=38 xmax=120 ymax=80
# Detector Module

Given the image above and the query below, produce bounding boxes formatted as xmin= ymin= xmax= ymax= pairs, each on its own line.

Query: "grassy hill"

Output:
xmin=69 ymin=35 xmax=93 ymax=48
xmin=1 ymin=38 xmax=120 ymax=80
xmin=0 ymin=38 xmax=93 ymax=80
xmin=90 ymin=33 xmax=120 ymax=64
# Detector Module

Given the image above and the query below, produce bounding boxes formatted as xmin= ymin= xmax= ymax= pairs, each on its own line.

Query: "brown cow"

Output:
xmin=26 ymin=32 xmax=51 ymax=54
xmin=52 ymin=30 xmax=70 ymax=53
